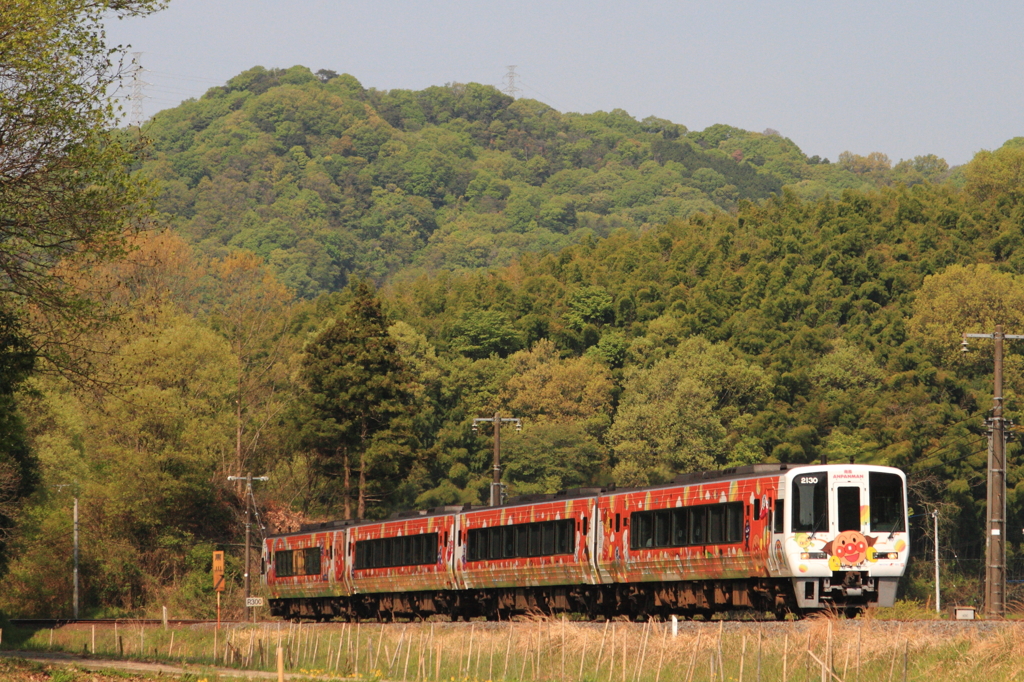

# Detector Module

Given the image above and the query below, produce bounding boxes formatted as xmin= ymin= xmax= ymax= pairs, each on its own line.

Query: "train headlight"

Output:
xmin=800 ymin=552 xmax=828 ymax=560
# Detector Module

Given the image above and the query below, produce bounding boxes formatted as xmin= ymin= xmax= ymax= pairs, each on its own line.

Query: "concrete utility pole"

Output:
xmin=73 ymin=496 xmax=79 ymax=620
xmin=932 ymin=509 xmax=940 ymax=614
xmin=963 ymin=325 xmax=1024 ymax=617
xmin=472 ymin=413 xmax=522 ymax=506
xmin=227 ymin=473 xmax=268 ymax=618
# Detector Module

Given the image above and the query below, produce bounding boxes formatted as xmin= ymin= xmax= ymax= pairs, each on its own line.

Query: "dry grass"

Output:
xmin=4 ymin=616 xmax=1024 ymax=681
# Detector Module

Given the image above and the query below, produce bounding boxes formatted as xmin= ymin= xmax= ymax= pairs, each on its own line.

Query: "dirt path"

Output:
xmin=0 ymin=649 xmax=342 ymax=680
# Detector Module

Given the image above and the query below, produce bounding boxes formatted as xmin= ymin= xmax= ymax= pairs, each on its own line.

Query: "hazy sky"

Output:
xmin=108 ymin=0 xmax=1024 ymax=166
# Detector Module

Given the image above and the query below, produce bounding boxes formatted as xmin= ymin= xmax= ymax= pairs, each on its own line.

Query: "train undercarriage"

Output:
xmin=270 ymin=573 xmax=885 ymax=622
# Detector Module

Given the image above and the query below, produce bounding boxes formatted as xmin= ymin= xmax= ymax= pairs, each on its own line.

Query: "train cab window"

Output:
xmin=792 ymin=472 xmax=828 ymax=533
xmin=615 ymin=514 xmax=620 ymax=533
xmin=583 ymin=516 xmax=588 ymax=536
xmin=869 ymin=472 xmax=906 ymax=533
xmin=773 ymin=500 xmax=785 ymax=533
xmin=837 ymin=487 xmax=861 ymax=532
xmin=753 ymin=499 xmax=761 ymax=521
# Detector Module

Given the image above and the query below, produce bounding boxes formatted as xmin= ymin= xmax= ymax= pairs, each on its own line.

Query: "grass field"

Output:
xmin=3 ymin=615 xmax=1024 ymax=681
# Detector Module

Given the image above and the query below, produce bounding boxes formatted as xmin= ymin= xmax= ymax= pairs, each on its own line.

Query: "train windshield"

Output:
xmin=869 ymin=472 xmax=905 ymax=533
xmin=791 ymin=471 xmax=828 ymax=533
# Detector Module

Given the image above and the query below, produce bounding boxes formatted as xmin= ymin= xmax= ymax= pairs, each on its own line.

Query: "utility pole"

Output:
xmin=963 ymin=325 xmax=1024 ymax=617
xmin=932 ymin=509 xmax=940 ymax=614
xmin=227 ymin=473 xmax=268 ymax=619
xmin=73 ymin=496 xmax=79 ymax=620
xmin=472 ymin=413 xmax=522 ymax=506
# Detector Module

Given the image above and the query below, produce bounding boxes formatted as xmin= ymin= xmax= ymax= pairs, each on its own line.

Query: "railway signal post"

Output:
xmin=963 ymin=325 xmax=1024 ymax=617
xmin=473 ymin=413 xmax=521 ymax=506
xmin=227 ymin=474 xmax=269 ymax=619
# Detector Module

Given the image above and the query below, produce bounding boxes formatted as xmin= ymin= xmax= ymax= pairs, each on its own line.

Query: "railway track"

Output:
xmin=8 ymin=616 xmax=1005 ymax=631
xmin=8 ymin=619 xmax=274 ymax=628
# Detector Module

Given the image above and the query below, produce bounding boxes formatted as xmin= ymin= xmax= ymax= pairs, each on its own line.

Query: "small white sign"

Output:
xmin=992 ymin=529 xmax=1001 ymax=536
xmin=245 ymin=597 xmax=265 ymax=607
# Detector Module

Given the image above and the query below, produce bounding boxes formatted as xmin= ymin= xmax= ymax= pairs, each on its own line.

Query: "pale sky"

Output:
xmin=107 ymin=0 xmax=1024 ymax=166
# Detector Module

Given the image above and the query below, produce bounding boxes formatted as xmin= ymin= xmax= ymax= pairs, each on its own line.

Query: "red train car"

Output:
xmin=263 ymin=463 xmax=908 ymax=620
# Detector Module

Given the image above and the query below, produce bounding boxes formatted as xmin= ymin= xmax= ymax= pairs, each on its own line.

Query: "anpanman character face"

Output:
xmin=824 ymin=531 xmax=878 ymax=567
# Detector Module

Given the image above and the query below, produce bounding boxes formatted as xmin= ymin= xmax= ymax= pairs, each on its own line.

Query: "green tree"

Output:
xmin=296 ymin=281 xmax=417 ymax=518
xmin=0 ymin=0 xmax=163 ymax=350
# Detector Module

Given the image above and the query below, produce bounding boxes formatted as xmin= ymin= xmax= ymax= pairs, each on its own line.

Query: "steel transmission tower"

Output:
xmin=128 ymin=52 xmax=149 ymax=127
xmin=502 ymin=65 xmax=521 ymax=99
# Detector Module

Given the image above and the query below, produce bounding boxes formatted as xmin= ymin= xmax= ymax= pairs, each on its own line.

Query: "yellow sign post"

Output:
xmin=213 ymin=551 xmax=225 ymax=629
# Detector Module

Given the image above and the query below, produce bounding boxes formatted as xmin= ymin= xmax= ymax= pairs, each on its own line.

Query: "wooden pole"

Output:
xmin=739 ymin=635 xmax=747 ymax=682
xmin=685 ymin=630 xmax=701 ymax=682
xmin=783 ymin=634 xmax=788 ymax=682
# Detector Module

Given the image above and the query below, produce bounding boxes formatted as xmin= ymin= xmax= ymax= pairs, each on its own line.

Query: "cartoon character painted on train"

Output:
xmin=823 ymin=530 xmax=879 ymax=569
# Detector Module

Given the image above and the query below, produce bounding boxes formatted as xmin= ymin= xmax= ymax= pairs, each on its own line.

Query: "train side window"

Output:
xmin=689 ymin=507 xmax=707 ymax=545
xmin=615 ymin=513 xmax=620 ymax=533
xmin=517 ymin=525 xmax=530 ymax=558
xmin=671 ymin=508 xmax=687 ymax=546
xmin=529 ymin=524 xmax=542 ymax=556
xmin=567 ymin=519 xmax=577 ymax=553
xmin=773 ymin=500 xmax=785 ymax=533
xmin=502 ymin=526 xmax=516 ymax=558
xmin=489 ymin=527 xmax=502 ymax=560
xmin=542 ymin=521 xmax=556 ymax=555
xmin=443 ymin=531 xmax=448 ymax=546
xmin=554 ymin=520 xmax=568 ymax=554
xmin=582 ymin=516 xmax=588 ymax=536
xmin=654 ymin=510 xmax=671 ymax=547
xmin=305 ymin=547 xmax=322 ymax=575
xmin=708 ymin=506 xmax=725 ymax=544
xmin=725 ymin=503 xmax=743 ymax=543
xmin=631 ymin=512 xmax=652 ymax=549
xmin=754 ymin=498 xmax=761 ymax=521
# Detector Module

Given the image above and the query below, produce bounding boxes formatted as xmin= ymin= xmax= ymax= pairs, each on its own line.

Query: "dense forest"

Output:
xmin=3 ymin=63 xmax=1024 ymax=618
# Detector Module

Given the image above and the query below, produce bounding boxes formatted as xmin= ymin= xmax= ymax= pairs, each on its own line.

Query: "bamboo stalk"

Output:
xmin=596 ymin=621 xmax=610 ymax=682
xmin=404 ymin=629 xmax=414 ymax=681
xmin=503 ymin=623 xmax=513 ymax=681
xmin=654 ymin=621 xmax=668 ymax=682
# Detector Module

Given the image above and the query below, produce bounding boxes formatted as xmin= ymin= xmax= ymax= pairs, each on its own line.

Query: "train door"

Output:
xmin=581 ymin=499 xmax=600 ymax=584
xmin=450 ymin=513 xmax=466 ymax=590
xmin=766 ymin=480 xmax=787 ymax=576
xmin=829 ymin=469 xmax=869 ymax=570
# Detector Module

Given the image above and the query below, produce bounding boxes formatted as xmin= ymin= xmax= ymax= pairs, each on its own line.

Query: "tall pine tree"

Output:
xmin=297 ymin=281 xmax=417 ymax=519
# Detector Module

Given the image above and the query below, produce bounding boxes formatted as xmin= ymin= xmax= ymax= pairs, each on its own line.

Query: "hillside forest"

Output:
xmin=4 ymin=63 xmax=1024 ymax=618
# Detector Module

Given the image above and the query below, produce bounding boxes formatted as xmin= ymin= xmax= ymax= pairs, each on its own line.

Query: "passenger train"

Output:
xmin=261 ymin=462 xmax=908 ymax=621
